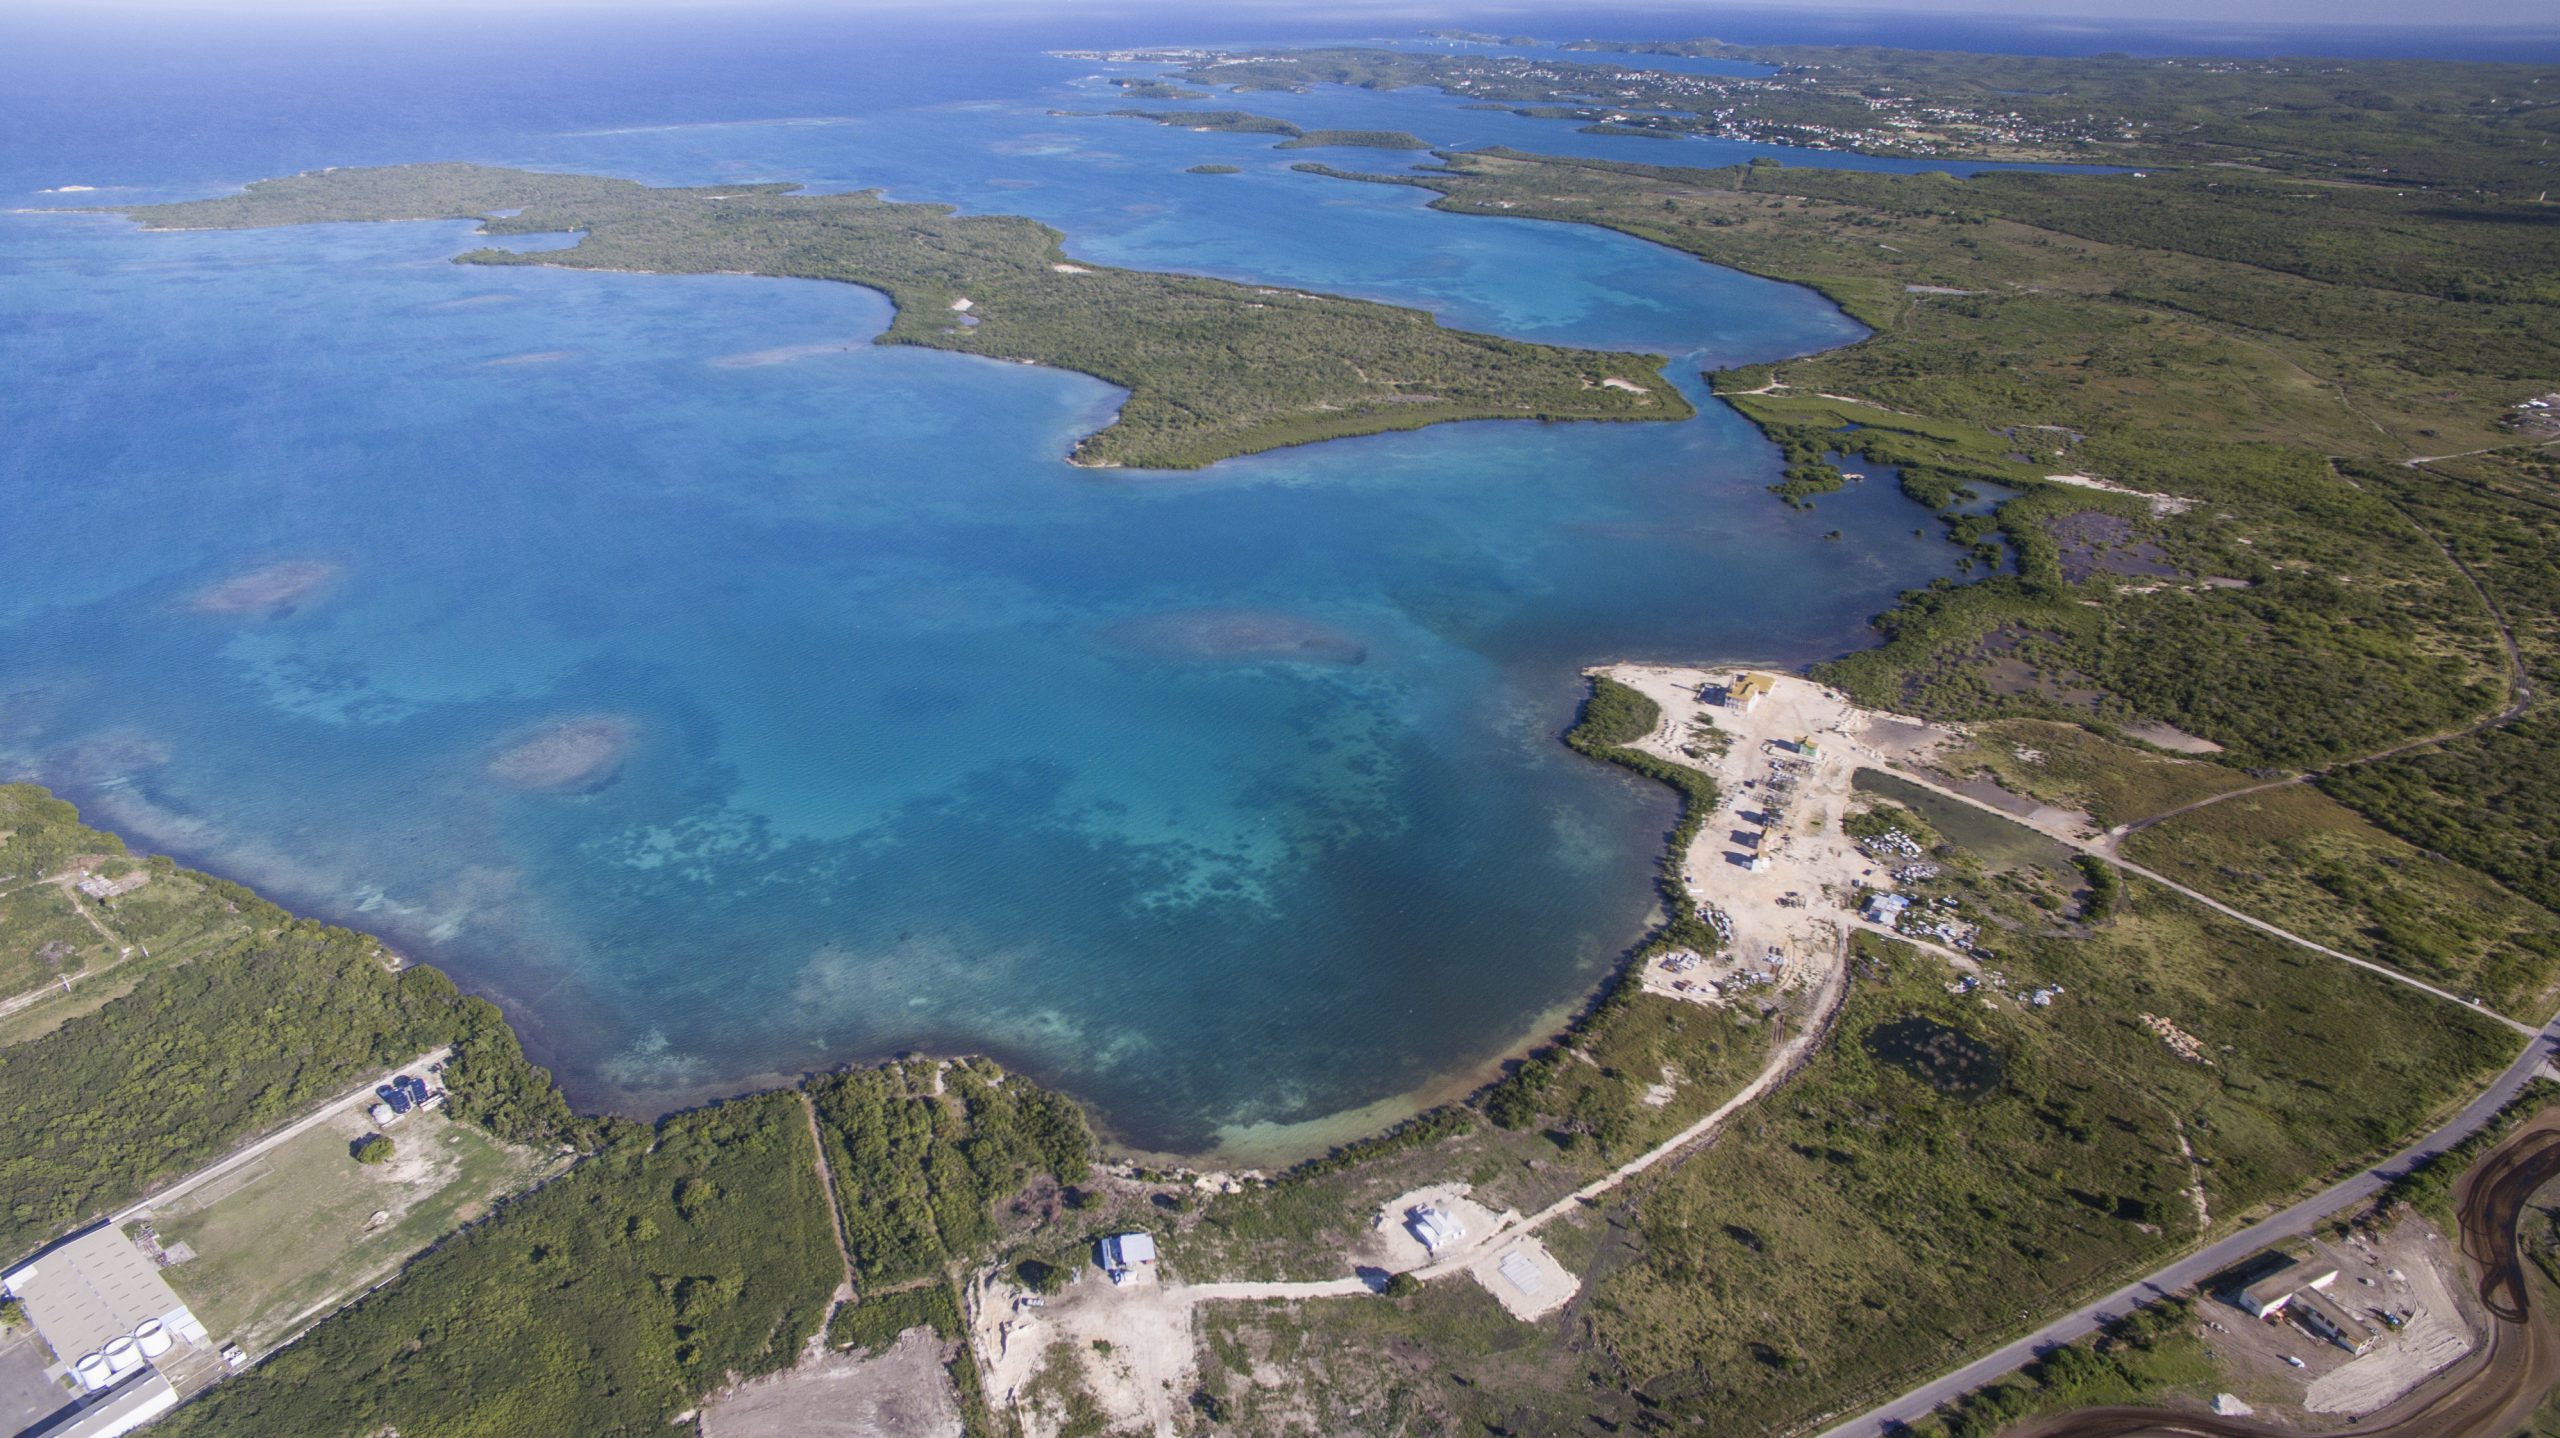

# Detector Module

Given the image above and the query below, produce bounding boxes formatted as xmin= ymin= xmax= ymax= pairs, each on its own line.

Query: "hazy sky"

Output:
xmin=19 ymin=0 xmax=2555 ymax=20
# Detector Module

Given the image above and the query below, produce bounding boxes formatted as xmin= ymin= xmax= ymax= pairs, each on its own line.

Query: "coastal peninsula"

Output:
xmin=15 ymin=25 xmax=2560 ymax=1438
xmin=102 ymin=164 xmax=1686 ymax=470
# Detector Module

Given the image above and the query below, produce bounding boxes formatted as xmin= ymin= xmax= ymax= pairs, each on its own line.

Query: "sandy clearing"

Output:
xmin=2305 ymin=1220 xmax=2482 ymax=1415
xmin=1602 ymin=665 xmax=1893 ymax=1014
xmin=975 ymin=1266 xmax=1203 ymax=1438
xmin=2121 ymin=719 xmax=2226 ymax=754
xmin=698 ymin=1327 xmax=963 ymax=1438
xmin=1600 ymin=376 xmax=1649 ymax=393
xmin=1050 ymin=263 xmax=1094 ymax=274
xmin=1367 ymin=1184 xmax=1512 ymax=1273
xmin=2042 ymin=472 xmax=2196 ymax=516
xmin=1468 ymin=1233 xmax=1578 ymax=1321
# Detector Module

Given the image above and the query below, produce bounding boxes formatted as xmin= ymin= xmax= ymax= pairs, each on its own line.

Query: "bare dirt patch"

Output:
xmin=2122 ymin=719 xmax=2226 ymax=755
xmin=1467 ymin=1233 xmax=1578 ymax=1321
xmin=2043 ymin=472 xmax=2195 ymax=516
xmin=2303 ymin=1220 xmax=2484 ymax=1416
xmin=1366 ymin=1184 xmax=1512 ymax=1273
xmin=699 ymin=1326 xmax=962 ymax=1438
xmin=976 ymin=1266 xmax=1200 ymax=1438
xmin=2195 ymin=1221 xmax=2484 ymax=1423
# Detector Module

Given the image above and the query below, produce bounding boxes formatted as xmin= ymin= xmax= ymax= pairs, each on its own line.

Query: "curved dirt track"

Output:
xmin=2013 ymin=1119 xmax=2560 ymax=1438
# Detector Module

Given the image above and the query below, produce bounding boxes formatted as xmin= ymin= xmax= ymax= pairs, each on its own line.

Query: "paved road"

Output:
xmin=1814 ymin=1022 xmax=2560 ymax=1438
xmin=112 ymin=1046 xmax=451 ymax=1223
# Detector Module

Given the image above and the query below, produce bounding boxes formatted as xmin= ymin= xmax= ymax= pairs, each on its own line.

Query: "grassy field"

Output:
xmin=1569 ymin=842 xmax=2511 ymax=1431
xmin=2123 ymin=785 xmax=2560 ymax=1020
xmin=1169 ymin=1003 xmax=1773 ymax=1288
xmin=154 ymin=1108 xmax=560 ymax=1354
xmin=1195 ymin=1243 xmax=1610 ymax=1434
xmin=163 ymin=1094 xmax=841 ymax=1438
xmin=2319 ymin=449 xmax=2560 ymax=912
xmin=106 ymin=163 xmax=1686 ymax=471
xmin=0 ymin=881 xmax=113 ymax=995
xmin=0 ymin=860 xmax=258 ymax=1049
xmin=1303 ymin=148 xmax=2529 ymax=769
xmin=1173 ymin=840 xmax=2513 ymax=1434
xmin=1938 ymin=720 xmax=2256 ymax=830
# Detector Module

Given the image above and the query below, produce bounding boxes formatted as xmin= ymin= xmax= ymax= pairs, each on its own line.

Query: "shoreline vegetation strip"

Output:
xmin=94 ymin=163 xmax=1689 ymax=472
xmin=12 ymin=30 xmax=2560 ymax=1435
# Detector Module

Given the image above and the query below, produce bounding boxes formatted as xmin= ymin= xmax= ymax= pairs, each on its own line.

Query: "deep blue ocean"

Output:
xmin=2 ymin=4 xmax=2524 ymax=1156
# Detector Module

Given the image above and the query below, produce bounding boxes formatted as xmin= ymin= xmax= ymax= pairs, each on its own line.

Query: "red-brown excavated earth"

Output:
xmin=2015 ymin=1116 xmax=2560 ymax=1438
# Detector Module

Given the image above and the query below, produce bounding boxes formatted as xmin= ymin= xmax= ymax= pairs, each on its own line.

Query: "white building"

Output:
xmin=1096 ymin=1231 xmax=1157 ymax=1286
xmin=24 ymin=1370 xmax=178 ymax=1438
xmin=4 ymin=1225 xmax=212 ymax=1435
xmin=1408 ymin=1205 xmax=1466 ymax=1255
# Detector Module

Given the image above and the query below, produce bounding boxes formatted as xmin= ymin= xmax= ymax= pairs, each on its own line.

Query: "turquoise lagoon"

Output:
xmin=3 ymin=10 xmax=1992 ymax=1154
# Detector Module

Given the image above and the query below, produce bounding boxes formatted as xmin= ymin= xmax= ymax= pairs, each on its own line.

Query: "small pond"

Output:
xmin=1862 ymin=1015 xmax=2007 ymax=1100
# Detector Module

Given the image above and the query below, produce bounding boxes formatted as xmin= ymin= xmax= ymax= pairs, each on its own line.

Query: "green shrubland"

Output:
xmin=809 ymin=1056 xmax=1091 ymax=1287
xmin=107 ymin=164 xmax=1683 ymax=470
xmin=164 ymin=1093 xmax=839 ymax=1438
xmin=0 ymin=786 xmax=571 ymax=1258
xmin=827 ymin=1282 xmax=965 ymax=1353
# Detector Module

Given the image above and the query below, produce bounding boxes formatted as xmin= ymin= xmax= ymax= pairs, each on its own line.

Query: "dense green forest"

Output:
xmin=810 ymin=1056 xmax=1091 ymax=1287
xmin=1277 ymin=129 xmax=1432 ymax=150
xmin=162 ymin=1094 xmax=839 ymax=1438
xmin=0 ymin=785 xmax=571 ymax=1258
xmin=105 ymin=163 xmax=1684 ymax=470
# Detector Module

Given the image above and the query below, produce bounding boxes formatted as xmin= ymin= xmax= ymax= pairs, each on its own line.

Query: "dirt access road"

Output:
xmin=113 ymin=1047 xmax=452 ymax=1225
xmin=2004 ymin=1112 xmax=2560 ymax=1438
xmin=1815 ymin=1025 xmax=2560 ymax=1438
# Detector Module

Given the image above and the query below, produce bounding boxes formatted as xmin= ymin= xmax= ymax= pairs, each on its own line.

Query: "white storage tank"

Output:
xmin=75 ymin=1353 xmax=114 ymax=1392
xmin=104 ymin=1336 xmax=143 ymax=1378
xmin=135 ymin=1318 xmax=173 ymax=1357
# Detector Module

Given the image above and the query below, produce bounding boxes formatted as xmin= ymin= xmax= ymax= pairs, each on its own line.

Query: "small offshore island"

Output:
xmin=103 ymin=164 xmax=1685 ymax=470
